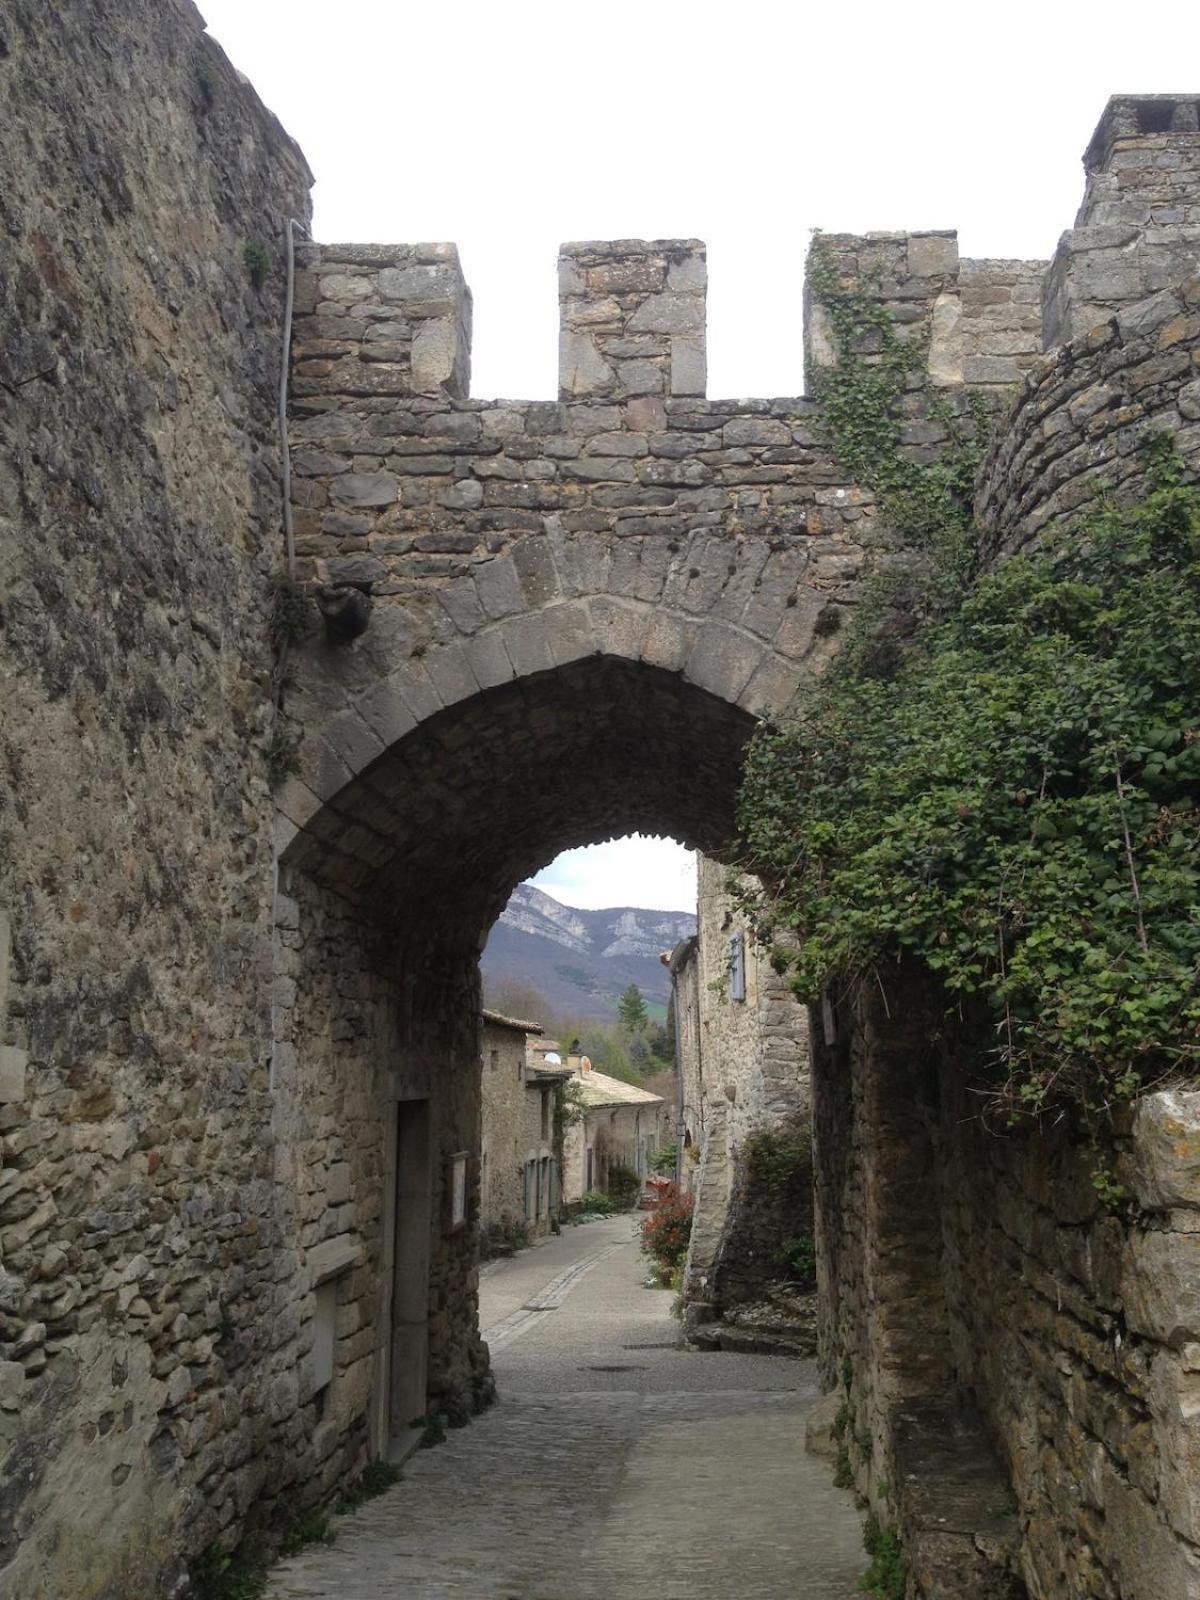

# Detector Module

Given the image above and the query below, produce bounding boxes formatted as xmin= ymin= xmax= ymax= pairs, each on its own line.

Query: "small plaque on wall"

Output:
xmin=446 ymin=1151 xmax=468 ymax=1234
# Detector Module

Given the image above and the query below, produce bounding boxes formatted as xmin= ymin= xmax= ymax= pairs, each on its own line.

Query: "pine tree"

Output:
xmin=617 ymin=983 xmax=648 ymax=1033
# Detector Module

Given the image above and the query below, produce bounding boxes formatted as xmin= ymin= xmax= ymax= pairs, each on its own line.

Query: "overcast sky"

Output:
xmin=199 ymin=0 xmax=1197 ymax=912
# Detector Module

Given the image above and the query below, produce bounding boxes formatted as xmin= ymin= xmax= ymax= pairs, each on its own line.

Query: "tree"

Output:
xmin=617 ymin=983 xmax=648 ymax=1034
xmin=483 ymin=977 xmax=552 ymax=1024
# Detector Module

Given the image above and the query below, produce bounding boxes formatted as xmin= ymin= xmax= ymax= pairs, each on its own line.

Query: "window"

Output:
xmin=490 ymin=1049 xmax=499 ymax=1073
xmin=311 ymin=1280 xmax=337 ymax=1412
xmin=540 ymin=1088 xmax=550 ymax=1142
xmin=728 ymin=931 xmax=746 ymax=1002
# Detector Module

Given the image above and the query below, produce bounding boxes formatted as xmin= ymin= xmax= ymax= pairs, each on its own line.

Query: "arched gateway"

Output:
xmin=4 ymin=15 xmax=1200 ymax=1591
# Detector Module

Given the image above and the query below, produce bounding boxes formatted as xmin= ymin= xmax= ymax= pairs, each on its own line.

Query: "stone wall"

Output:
xmin=0 ymin=2 xmax=312 ymax=1594
xmin=480 ymin=1015 xmax=558 ymax=1239
xmin=977 ymin=275 xmax=1200 ymax=560
xmin=1043 ymin=96 xmax=1200 ymax=349
xmin=813 ymin=975 xmax=1200 ymax=1599
xmin=805 ymin=230 xmax=1044 ymax=398
xmin=679 ymin=857 xmax=811 ymax=1322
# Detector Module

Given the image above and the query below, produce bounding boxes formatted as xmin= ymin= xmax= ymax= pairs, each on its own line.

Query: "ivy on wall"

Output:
xmin=738 ymin=251 xmax=1200 ymax=1124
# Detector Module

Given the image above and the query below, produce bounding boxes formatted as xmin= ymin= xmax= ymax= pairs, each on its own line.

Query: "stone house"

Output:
xmin=480 ymin=1013 xmax=569 ymax=1242
xmin=558 ymin=1048 xmax=667 ymax=1204
xmin=667 ymin=856 xmax=811 ymax=1320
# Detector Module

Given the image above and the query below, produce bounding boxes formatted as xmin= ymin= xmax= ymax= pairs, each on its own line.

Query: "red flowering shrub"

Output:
xmin=639 ymin=1181 xmax=694 ymax=1273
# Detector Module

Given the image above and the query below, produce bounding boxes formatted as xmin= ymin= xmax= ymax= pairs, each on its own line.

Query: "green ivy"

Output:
xmin=806 ymin=242 xmax=991 ymax=592
xmin=738 ymin=435 xmax=1200 ymax=1122
xmin=860 ymin=1517 xmax=907 ymax=1600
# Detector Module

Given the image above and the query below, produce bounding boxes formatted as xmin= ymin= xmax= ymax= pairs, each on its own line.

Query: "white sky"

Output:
xmin=531 ymin=837 xmax=697 ymax=913
xmin=198 ymin=0 xmax=1198 ymax=911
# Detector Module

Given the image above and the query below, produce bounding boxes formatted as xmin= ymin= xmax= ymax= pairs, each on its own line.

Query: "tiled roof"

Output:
xmin=575 ymin=1069 xmax=664 ymax=1109
xmin=482 ymin=1009 xmax=543 ymax=1035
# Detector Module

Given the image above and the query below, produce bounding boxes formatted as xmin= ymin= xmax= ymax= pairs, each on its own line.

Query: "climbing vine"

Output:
xmin=739 ymin=433 xmax=1200 ymax=1123
xmin=738 ymin=245 xmax=1200 ymax=1125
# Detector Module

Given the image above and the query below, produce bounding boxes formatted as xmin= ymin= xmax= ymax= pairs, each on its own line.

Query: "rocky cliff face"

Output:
xmin=483 ymin=885 xmax=695 ymax=1018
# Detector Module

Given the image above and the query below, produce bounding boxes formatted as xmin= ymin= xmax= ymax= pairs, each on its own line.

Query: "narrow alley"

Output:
xmin=265 ymin=1216 xmax=865 ymax=1599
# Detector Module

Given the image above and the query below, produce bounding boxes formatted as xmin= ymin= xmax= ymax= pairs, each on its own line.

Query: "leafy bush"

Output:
xmin=577 ymin=1190 xmax=617 ymax=1216
xmin=479 ymin=1216 xmax=530 ymax=1258
xmin=606 ymin=1163 xmax=642 ymax=1207
xmin=639 ymin=1181 xmax=694 ymax=1274
xmin=651 ymin=1140 xmax=678 ymax=1176
xmin=860 ymin=1517 xmax=906 ymax=1600
xmin=738 ymin=437 xmax=1200 ymax=1124
xmin=780 ymin=1233 xmax=817 ymax=1288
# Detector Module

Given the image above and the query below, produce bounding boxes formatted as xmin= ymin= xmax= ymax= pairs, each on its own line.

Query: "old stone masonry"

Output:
xmin=3 ymin=2 xmax=1200 ymax=1596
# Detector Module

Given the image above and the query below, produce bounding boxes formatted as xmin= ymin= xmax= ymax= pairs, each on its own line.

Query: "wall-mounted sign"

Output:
xmin=446 ymin=1151 xmax=468 ymax=1233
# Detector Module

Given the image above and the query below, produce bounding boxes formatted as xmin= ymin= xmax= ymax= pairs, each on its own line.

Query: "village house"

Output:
xmin=479 ymin=1012 xmax=570 ymax=1245
xmin=545 ymin=1043 xmax=667 ymax=1205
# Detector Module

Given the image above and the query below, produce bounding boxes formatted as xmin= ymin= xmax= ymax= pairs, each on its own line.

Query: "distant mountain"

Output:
xmin=482 ymin=883 xmax=696 ymax=1023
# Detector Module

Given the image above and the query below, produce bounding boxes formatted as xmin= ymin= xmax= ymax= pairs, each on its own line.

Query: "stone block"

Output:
xmin=354 ymin=679 xmax=418 ymax=749
xmin=411 ymin=319 xmax=459 ymax=391
xmin=1132 ymin=1092 xmax=1200 ymax=1209
xmin=329 ymin=472 xmax=398 ymax=508
xmin=463 ymin=630 xmax=515 ymax=692
xmin=0 ymin=1047 xmax=27 ymax=1104
xmin=423 ymin=644 xmax=478 ymax=709
xmin=629 ymin=293 xmax=705 ymax=335
xmin=1123 ymin=1227 xmax=1200 ymax=1342
xmin=906 ymin=232 xmax=959 ymax=279
xmin=559 ymin=331 xmax=615 ymax=397
xmin=670 ymin=337 xmax=706 ymax=397
xmin=378 ymin=263 xmax=460 ymax=311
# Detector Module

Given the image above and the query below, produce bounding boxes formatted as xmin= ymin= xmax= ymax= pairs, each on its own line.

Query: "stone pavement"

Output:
xmin=265 ymin=1216 xmax=866 ymax=1599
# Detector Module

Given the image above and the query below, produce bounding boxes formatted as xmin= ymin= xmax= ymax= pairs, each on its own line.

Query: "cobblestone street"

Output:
xmin=266 ymin=1217 xmax=865 ymax=1599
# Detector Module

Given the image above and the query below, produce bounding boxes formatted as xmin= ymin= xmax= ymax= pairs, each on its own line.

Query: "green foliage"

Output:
xmin=553 ymin=1078 xmax=586 ymax=1143
xmin=738 ymin=437 xmax=1200 ymax=1124
xmin=577 ymin=1190 xmax=618 ymax=1216
xmin=606 ymin=1162 xmax=642 ymax=1207
xmin=335 ymin=1461 xmax=402 ymax=1515
xmin=743 ymin=1126 xmax=814 ymax=1206
xmin=243 ymin=240 xmax=270 ymax=291
xmin=277 ymin=1511 xmax=332 ymax=1559
xmin=860 ymin=1517 xmax=907 ymax=1600
xmin=189 ymin=1546 xmax=265 ymax=1600
xmin=417 ymin=1413 xmax=446 ymax=1449
xmin=617 ymin=982 xmax=649 ymax=1032
xmin=780 ymin=1232 xmax=817 ymax=1288
xmin=806 ymin=242 xmax=991 ymax=630
xmin=479 ymin=1215 xmax=530 ymax=1258
xmin=270 ymin=573 xmax=311 ymax=649
xmin=264 ymin=724 xmax=302 ymax=790
xmin=651 ymin=1139 xmax=678 ymax=1176
xmin=833 ymin=1446 xmax=854 ymax=1489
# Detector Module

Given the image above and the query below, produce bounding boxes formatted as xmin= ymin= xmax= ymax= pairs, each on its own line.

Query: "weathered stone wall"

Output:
xmin=480 ymin=1016 xmax=557 ymax=1238
xmin=814 ymin=976 xmax=1200 ymax=1599
xmin=0 ymin=2 xmax=312 ymax=1594
xmin=680 ymin=858 xmax=811 ymax=1321
xmin=977 ymin=275 xmax=1200 ymax=560
xmin=1043 ymin=95 xmax=1200 ymax=349
xmin=806 ymin=230 xmax=1045 ymax=398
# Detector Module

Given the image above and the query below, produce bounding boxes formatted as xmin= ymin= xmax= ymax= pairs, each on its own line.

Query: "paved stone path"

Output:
xmin=266 ymin=1216 xmax=866 ymax=1599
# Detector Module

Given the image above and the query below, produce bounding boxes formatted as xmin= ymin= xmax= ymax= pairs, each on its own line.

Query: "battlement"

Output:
xmin=558 ymin=239 xmax=706 ymax=401
xmin=291 ymin=93 xmax=1200 ymax=414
